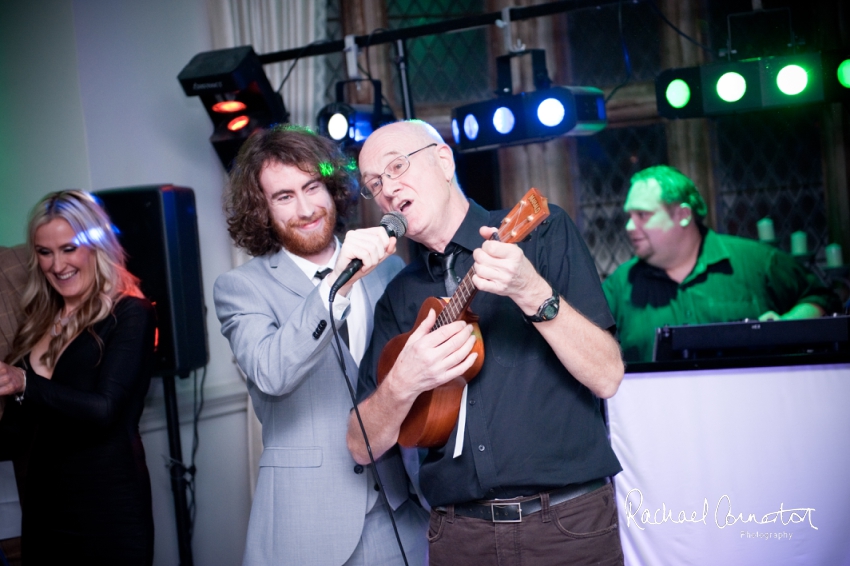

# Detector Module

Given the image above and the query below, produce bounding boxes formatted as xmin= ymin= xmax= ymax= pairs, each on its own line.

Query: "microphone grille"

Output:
xmin=380 ymin=211 xmax=408 ymax=239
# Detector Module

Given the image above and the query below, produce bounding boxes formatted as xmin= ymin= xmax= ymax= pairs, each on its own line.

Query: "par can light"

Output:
xmin=452 ymin=86 xmax=605 ymax=152
xmin=838 ymin=59 xmax=850 ymax=88
xmin=665 ymin=79 xmax=691 ymax=109
xmin=212 ymin=100 xmax=248 ymax=113
xmin=701 ymin=60 xmax=762 ymax=114
xmin=493 ymin=107 xmax=516 ymax=134
xmin=463 ymin=114 xmax=480 ymax=141
xmin=227 ymin=115 xmax=250 ymax=131
xmin=716 ymin=72 xmax=747 ymax=102
xmin=655 ymin=67 xmax=704 ymax=119
xmin=776 ymin=64 xmax=808 ymax=95
xmin=316 ymin=101 xmax=395 ymax=147
xmin=656 ymin=50 xmax=845 ymax=118
xmin=316 ymin=80 xmax=395 ymax=147
xmin=326 ymin=112 xmax=349 ymax=141
xmin=537 ymin=98 xmax=566 ymax=127
xmin=177 ymin=46 xmax=288 ymax=170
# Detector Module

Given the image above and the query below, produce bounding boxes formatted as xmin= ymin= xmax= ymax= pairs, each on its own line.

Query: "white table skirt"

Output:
xmin=609 ymin=363 xmax=850 ymax=566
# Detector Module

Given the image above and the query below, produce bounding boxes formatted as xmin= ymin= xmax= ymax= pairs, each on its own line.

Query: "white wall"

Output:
xmin=70 ymin=0 xmax=236 ymax=394
xmin=140 ymin=380 xmax=250 ymax=566
xmin=0 ymin=1 xmax=253 ymax=564
xmin=0 ymin=0 xmax=91 ymax=245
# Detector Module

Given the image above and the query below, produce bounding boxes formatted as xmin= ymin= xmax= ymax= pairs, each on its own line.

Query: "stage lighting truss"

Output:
xmin=656 ymin=50 xmax=850 ymax=119
xmin=178 ymin=46 xmax=288 ymax=169
xmin=316 ymin=80 xmax=396 ymax=147
xmin=451 ymin=50 xmax=606 ymax=153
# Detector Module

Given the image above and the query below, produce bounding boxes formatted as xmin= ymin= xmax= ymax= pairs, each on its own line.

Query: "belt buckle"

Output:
xmin=491 ymin=502 xmax=522 ymax=523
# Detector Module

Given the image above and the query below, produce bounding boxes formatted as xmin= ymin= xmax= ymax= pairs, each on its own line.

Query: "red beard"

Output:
xmin=274 ymin=206 xmax=336 ymax=257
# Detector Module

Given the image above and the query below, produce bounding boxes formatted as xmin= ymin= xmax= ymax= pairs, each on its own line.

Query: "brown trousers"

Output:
xmin=428 ymin=483 xmax=624 ymax=566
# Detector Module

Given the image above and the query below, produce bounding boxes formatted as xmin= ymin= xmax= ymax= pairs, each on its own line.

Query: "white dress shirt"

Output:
xmin=284 ymin=237 xmax=368 ymax=365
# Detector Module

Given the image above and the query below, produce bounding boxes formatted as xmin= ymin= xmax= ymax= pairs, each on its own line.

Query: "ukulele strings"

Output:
xmin=431 ymin=206 xmax=532 ymax=331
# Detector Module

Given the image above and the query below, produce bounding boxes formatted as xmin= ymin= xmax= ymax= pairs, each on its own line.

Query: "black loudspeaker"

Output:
xmin=95 ymin=185 xmax=209 ymax=377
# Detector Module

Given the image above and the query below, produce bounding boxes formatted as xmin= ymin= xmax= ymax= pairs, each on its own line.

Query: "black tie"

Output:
xmin=314 ymin=268 xmax=349 ymax=348
xmin=438 ymin=247 xmax=461 ymax=296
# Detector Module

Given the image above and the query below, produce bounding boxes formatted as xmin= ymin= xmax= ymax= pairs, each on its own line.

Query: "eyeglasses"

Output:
xmin=360 ymin=143 xmax=438 ymax=199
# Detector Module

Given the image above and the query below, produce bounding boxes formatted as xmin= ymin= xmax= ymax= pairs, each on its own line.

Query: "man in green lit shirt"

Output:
xmin=603 ymin=165 xmax=840 ymax=362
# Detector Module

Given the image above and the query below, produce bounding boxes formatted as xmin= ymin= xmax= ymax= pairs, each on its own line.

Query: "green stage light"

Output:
xmin=665 ymin=79 xmax=691 ymax=108
xmin=716 ymin=72 xmax=747 ymax=102
xmin=777 ymin=64 xmax=808 ymax=95
xmin=762 ymin=53 xmax=823 ymax=108
xmin=656 ymin=67 xmax=703 ymax=118
xmin=658 ymin=51 xmax=846 ymax=119
xmin=838 ymin=59 xmax=850 ymax=88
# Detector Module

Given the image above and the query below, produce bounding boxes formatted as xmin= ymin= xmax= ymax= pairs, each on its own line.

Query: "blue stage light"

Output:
xmin=463 ymin=114 xmax=479 ymax=140
xmin=452 ymin=119 xmax=460 ymax=144
xmin=493 ymin=107 xmax=515 ymax=134
xmin=537 ymin=98 xmax=565 ymax=127
xmin=316 ymin=100 xmax=394 ymax=146
xmin=353 ymin=117 xmax=374 ymax=142
xmin=315 ymin=79 xmax=395 ymax=147
xmin=451 ymin=86 xmax=605 ymax=152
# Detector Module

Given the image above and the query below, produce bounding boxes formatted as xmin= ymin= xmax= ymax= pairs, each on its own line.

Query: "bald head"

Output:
xmin=358 ymin=120 xmax=468 ymax=252
xmin=361 ymin=120 xmax=443 ymax=158
xmin=358 ymin=119 xmax=456 ymax=186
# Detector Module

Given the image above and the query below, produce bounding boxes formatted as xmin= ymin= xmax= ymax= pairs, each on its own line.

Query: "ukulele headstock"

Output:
xmin=496 ymin=188 xmax=550 ymax=244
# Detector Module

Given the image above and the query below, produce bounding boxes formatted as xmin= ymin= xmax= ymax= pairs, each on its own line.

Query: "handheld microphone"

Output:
xmin=329 ymin=211 xmax=407 ymax=301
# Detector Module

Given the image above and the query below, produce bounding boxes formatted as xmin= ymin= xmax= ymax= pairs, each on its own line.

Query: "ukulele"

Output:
xmin=377 ymin=188 xmax=550 ymax=448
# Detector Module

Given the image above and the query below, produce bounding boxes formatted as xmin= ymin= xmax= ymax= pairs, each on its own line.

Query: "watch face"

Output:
xmin=527 ymin=288 xmax=560 ymax=322
xmin=541 ymin=301 xmax=559 ymax=320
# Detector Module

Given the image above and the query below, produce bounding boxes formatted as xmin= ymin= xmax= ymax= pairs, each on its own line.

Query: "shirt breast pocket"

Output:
xmin=484 ymin=300 xmax=545 ymax=368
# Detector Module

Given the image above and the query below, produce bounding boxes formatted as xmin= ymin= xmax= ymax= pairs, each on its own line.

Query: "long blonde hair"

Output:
xmin=6 ymin=190 xmax=144 ymax=368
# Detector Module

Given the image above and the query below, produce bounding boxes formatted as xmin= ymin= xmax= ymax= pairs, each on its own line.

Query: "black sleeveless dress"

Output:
xmin=0 ymin=296 xmax=156 ymax=565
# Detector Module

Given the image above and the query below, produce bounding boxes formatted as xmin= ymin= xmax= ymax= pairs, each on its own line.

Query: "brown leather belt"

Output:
xmin=437 ymin=477 xmax=610 ymax=523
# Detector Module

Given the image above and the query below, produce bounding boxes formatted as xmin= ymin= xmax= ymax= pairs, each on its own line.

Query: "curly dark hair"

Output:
xmin=224 ymin=124 xmax=357 ymax=257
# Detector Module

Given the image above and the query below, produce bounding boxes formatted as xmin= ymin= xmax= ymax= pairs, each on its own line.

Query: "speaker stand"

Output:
xmin=162 ymin=374 xmax=195 ymax=566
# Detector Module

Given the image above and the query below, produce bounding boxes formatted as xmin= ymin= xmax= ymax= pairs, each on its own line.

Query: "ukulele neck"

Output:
xmin=429 ymin=187 xmax=550 ymax=332
xmin=433 ymin=271 xmax=477 ymax=330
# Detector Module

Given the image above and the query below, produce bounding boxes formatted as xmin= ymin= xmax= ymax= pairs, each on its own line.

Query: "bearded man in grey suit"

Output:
xmin=214 ymin=125 xmax=428 ymax=566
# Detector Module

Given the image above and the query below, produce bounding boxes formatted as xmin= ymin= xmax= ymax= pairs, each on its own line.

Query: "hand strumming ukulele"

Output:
xmin=377 ymin=188 xmax=550 ymax=447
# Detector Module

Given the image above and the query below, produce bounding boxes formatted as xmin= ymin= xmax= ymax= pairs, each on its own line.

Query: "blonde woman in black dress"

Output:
xmin=0 ymin=190 xmax=155 ymax=565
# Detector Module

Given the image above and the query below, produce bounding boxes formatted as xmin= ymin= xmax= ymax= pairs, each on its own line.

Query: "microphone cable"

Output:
xmin=327 ymin=292 xmax=410 ymax=566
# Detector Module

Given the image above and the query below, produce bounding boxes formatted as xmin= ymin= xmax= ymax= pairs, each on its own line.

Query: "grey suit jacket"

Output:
xmin=214 ymin=249 xmax=410 ymax=566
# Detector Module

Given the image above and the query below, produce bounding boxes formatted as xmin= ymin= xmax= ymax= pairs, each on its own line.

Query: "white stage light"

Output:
xmin=537 ymin=98 xmax=565 ymax=127
xmin=493 ymin=107 xmax=515 ymax=134
xmin=463 ymin=114 xmax=479 ymax=140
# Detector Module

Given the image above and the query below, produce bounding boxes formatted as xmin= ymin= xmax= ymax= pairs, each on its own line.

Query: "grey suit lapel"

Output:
xmin=267 ymin=248 xmax=314 ymax=298
xmin=267 ymin=248 xmax=362 ymax=377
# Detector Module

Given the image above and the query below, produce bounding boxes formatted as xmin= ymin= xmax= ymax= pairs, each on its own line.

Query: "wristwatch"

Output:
xmin=525 ymin=286 xmax=560 ymax=323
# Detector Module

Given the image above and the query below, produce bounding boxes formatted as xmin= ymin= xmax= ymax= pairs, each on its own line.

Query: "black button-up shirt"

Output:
xmin=357 ymin=200 xmax=622 ymax=507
